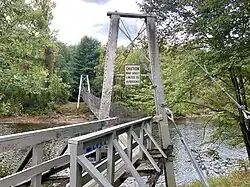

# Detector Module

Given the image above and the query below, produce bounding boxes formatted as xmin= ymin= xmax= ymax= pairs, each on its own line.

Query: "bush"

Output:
xmin=0 ymin=66 xmax=70 ymax=116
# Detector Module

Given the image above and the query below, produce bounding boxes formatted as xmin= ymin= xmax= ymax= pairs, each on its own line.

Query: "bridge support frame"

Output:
xmin=146 ymin=17 xmax=176 ymax=186
xmin=99 ymin=14 xmax=120 ymax=120
xmin=99 ymin=11 xmax=176 ymax=186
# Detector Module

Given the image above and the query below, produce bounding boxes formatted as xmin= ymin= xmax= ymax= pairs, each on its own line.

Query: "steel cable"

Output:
xmin=184 ymin=49 xmax=250 ymax=120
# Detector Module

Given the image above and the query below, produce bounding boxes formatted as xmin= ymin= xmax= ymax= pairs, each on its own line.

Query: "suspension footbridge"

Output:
xmin=2 ymin=11 xmax=241 ymax=187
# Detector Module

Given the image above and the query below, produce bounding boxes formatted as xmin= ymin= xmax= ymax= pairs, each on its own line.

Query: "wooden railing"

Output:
xmin=81 ymin=86 xmax=146 ymax=122
xmin=0 ymin=118 xmax=118 ymax=187
xmin=68 ymin=116 xmax=167 ymax=187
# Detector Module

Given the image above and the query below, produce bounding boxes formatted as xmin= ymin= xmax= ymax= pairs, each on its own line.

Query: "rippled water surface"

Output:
xmin=0 ymin=119 xmax=248 ymax=186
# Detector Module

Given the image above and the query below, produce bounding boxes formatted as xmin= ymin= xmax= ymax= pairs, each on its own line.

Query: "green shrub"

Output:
xmin=0 ymin=66 xmax=70 ymax=116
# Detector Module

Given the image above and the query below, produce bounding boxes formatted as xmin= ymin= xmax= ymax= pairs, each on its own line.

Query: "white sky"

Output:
xmin=50 ymin=0 xmax=143 ymax=45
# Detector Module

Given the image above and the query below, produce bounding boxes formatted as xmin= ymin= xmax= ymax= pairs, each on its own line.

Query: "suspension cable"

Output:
xmin=165 ymin=108 xmax=209 ymax=187
xmin=184 ymin=49 xmax=250 ymax=120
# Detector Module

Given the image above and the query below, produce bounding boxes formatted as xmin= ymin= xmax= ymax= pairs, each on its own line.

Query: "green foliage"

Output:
xmin=0 ymin=0 xmax=71 ymax=116
xmin=0 ymin=66 xmax=70 ymax=116
xmin=70 ymin=36 xmax=101 ymax=99
xmin=55 ymin=42 xmax=75 ymax=85
xmin=139 ymin=0 xmax=250 ymax=155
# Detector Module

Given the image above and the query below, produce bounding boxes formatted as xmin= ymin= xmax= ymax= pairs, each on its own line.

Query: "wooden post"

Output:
xmin=107 ymin=132 xmax=115 ymax=185
xmin=146 ymin=16 xmax=176 ymax=186
xmin=99 ymin=14 xmax=120 ymax=120
xmin=139 ymin=122 xmax=144 ymax=159
xmin=146 ymin=121 xmax=152 ymax=150
xmin=127 ymin=126 xmax=133 ymax=160
xmin=31 ymin=144 xmax=43 ymax=187
xmin=69 ymin=143 xmax=83 ymax=187
xmin=77 ymin=75 xmax=83 ymax=109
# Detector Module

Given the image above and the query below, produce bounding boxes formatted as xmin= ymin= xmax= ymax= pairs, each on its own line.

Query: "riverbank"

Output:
xmin=0 ymin=102 xmax=95 ymax=125
xmin=181 ymin=171 xmax=250 ymax=187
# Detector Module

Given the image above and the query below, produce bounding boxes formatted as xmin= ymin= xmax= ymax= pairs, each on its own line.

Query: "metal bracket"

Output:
xmin=152 ymin=115 xmax=163 ymax=123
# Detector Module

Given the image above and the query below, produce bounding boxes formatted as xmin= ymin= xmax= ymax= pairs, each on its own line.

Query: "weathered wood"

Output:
xmin=127 ymin=126 xmax=133 ymax=161
xmin=69 ymin=144 xmax=83 ymax=187
xmin=0 ymin=155 xmax=69 ymax=187
xmin=77 ymin=154 xmax=113 ymax=187
xmin=148 ymin=159 xmax=164 ymax=187
xmin=95 ymin=148 xmax=101 ymax=162
xmin=146 ymin=122 xmax=152 ymax=150
xmin=144 ymin=128 xmax=167 ymax=159
xmin=107 ymin=132 xmax=115 ymax=184
xmin=15 ymin=147 xmax=32 ymax=173
xmin=113 ymin=139 xmax=145 ymax=187
xmin=107 ymin=11 xmax=156 ymax=18
xmin=0 ymin=118 xmax=117 ymax=153
xmin=69 ymin=117 xmax=151 ymax=145
xmin=99 ymin=14 xmax=120 ymax=119
xmin=131 ymin=131 xmax=160 ymax=172
xmin=68 ymin=135 xmax=148 ymax=187
xmin=85 ymin=154 xmax=141 ymax=187
xmin=146 ymin=16 xmax=176 ymax=186
xmin=139 ymin=122 xmax=144 ymax=159
xmin=31 ymin=143 xmax=43 ymax=187
xmin=16 ymin=150 xmax=97 ymax=187
xmin=43 ymin=176 xmax=69 ymax=183
xmin=65 ymin=140 xmax=139 ymax=186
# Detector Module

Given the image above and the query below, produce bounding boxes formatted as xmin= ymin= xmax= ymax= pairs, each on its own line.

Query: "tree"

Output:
xmin=55 ymin=42 xmax=75 ymax=85
xmin=71 ymin=36 xmax=101 ymax=99
xmin=30 ymin=0 xmax=56 ymax=76
xmin=140 ymin=0 xmax=250 ymax=158
xmin=0 ymin=0 xmax=70 ymax=115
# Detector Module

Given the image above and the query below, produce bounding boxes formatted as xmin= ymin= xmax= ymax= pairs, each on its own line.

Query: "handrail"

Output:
xmin=68 ymin=116 xmax=159 ymax=187
xmin=0 ymin=117 xmax=118 ymax=187
xmin=0 ymin=117 xmax=118 ymax=153
xmin=69 ymin=117 xmax=152 ymax=145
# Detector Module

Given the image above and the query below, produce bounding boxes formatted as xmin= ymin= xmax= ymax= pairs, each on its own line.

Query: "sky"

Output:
xmin=50 ymin=0 xmax=144 ymax=45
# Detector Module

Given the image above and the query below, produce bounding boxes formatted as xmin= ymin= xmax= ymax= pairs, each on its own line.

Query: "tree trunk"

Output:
xmin=44 ymin=46 xmax=55 ymax=76
xmin=230 ymin=67 xmax=250 ymax=160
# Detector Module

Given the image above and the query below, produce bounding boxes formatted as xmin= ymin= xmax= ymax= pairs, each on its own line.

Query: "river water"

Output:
xmin=0 ymin=119 xmax=248 ymax=186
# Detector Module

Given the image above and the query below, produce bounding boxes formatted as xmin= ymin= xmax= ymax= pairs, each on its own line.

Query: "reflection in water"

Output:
xmin=0 ymin=120 xmax=248 ymax=186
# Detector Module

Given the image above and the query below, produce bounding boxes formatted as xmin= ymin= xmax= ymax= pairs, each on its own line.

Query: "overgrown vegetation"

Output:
xmin=0 ymin=0 xmax=70 ymax=115
xmin=138 ymin=0 xmax=250 ymax=159
xmin=0 ymin=1 xmax=101 ymax=115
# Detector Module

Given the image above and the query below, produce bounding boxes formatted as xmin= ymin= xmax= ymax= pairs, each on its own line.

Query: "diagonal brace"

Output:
xmin=143 ymin=128 xmax=167 ymax=159
xmin=131 ymin=131 xmax=161 ymax=172
xmin=113 ymin=139 xmax=146 ymax=187
xmin=77 ymin=154 xmax=113 ymax=187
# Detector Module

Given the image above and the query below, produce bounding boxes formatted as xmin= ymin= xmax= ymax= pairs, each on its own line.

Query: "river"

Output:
xmin=0 ymin=119 xmax=248 ymax=186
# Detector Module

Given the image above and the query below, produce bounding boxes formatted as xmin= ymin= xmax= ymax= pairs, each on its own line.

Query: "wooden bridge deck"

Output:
xmin=0 ymin=116 xmax=168 ymax=187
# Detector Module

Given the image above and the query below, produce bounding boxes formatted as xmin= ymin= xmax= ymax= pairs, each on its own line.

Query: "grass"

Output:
xmin=56 ymin=102 xmax=89 ymax=115
xmin=181 ymin=171 xmax=250 ymax=187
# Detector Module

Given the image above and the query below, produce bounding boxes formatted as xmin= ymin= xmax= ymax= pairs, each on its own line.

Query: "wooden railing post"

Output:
xmin=139 ymin=122 xmax=144 ymax=159
xmin=146 ymin=120 xmax=152 ymax=150
xmin=31 ymin=143 xmax=43 ymax=187
xmin=69 ymin=143 xmax=83 ymax=187
xmin=107 ymin=132 xmax=115 ymax=185
xmin=127 ymin=126 xmax=133 ymax=161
